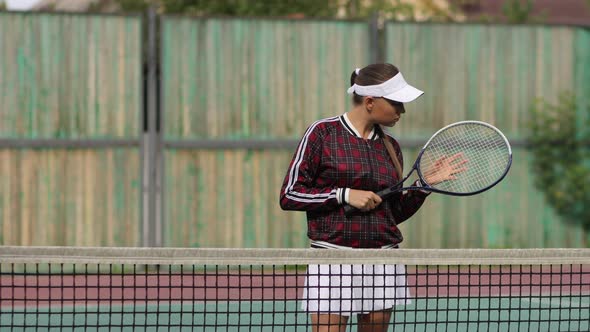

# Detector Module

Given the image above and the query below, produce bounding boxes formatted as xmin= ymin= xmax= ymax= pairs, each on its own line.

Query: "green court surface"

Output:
xmin=3 ymin=297 xmax=589 ymax=331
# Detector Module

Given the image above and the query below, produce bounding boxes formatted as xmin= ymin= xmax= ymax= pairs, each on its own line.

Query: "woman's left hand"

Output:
xmin=421 ymin=153 xmax=468 ymax=186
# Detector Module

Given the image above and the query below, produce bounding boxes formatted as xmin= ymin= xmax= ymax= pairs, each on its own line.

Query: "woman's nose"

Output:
xmin=396 ymin=105 xmax=405 ymax=114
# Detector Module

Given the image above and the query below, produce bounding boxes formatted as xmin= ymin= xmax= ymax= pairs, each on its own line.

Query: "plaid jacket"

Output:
xmin=280 ymin=114 xmax=429 ymax=248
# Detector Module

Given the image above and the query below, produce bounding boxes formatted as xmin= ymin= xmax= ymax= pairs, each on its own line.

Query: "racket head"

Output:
xmin=416 ymin=121 xmax=512 ymax=195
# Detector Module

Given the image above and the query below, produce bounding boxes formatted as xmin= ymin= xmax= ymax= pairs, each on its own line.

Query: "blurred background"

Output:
xmin=0 ymin=0 xmax=589 ymax=249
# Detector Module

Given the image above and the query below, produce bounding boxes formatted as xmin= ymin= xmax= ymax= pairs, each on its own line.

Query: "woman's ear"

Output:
xmin=364 ymin=97 xmax=374 ymax=112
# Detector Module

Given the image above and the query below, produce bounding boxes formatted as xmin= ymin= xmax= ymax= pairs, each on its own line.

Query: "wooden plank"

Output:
xmin=161 ymin=18 xmax=370 ymax=140
xmin=0 ymin=13 xmax=141 ymax=139
xmin=0 ymin=149 xmax=140 ymax=246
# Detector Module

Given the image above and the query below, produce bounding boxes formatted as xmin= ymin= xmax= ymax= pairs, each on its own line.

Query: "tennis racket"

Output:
xmin=344 ymin=120 xmax=512 ymax=215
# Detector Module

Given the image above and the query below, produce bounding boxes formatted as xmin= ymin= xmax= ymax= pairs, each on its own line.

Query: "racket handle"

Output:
xmin=343 ymin=187 xmax=398 ymax=216
xmin=376 ymin=187 xmax=395 ymax=198
xmin=343 ymin=204 xmax=355 ymax=215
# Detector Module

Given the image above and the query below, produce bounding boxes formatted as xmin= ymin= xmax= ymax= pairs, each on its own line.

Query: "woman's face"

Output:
xmin=368 ymin=97 xmax=406 ymax=127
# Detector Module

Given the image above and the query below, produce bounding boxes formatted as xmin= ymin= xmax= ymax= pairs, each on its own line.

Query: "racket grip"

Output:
xmin=343 ymin=187 xmax=395 ymax=216
xmin=343 ymin=204 xmax=355 ymax=215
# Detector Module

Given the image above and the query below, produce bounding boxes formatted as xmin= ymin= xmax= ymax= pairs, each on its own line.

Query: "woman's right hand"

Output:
xmin=348 ymin=189 xmax=383 ymax=211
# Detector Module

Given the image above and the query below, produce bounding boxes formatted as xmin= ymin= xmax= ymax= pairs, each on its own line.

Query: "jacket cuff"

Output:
xmin=336 ymin=188 xmax=350 ymax=204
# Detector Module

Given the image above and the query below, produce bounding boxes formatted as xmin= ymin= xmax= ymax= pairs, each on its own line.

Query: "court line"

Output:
xmin=519 ymin=296 xmax=590 ymax=309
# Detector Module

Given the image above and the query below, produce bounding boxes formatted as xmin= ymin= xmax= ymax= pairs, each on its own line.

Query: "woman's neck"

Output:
xmin=347 ymin=107 xmax=374 ymax=139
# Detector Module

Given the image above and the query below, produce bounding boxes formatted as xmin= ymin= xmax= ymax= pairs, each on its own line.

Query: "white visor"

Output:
xmin=347 ymin=70 xmax=424 ymax=103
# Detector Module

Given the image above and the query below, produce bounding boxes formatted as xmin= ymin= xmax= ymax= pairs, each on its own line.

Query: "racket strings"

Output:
xmin=419 ymin=123 xmax=510 ymax=194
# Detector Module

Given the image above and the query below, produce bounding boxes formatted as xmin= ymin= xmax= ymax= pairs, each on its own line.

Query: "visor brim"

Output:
xmin=383 ymin=84 xmax=424 ymax=103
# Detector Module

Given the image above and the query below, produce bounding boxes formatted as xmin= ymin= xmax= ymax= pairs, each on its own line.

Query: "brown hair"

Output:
xmin=350 ymin=64 xmax=403 ymax=179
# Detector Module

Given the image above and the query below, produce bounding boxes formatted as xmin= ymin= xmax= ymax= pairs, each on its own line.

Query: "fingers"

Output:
xmin=367 ymin=193 xmax=382 ymax=210
xmin=453 ymin=167 xmax=468 ymax=174
xmin=360 ymin=196 xmax=380 ymax=211
xmin=437 ymin=153 xmax=468 ymax=165
xmin=447 ymin=152 xmax=464 ymax=162
xmin=370 ymin=192 xmax=383 ymax=205
xmin=452 ymin=158 xmax=469 ymax=167
xmin=439 ymin=153 xmax=470 ymax=179
xmin=435 ymin=154 xmax=463 ymax=169
xmin=349 ymin=189 xmax=382 ymax=212
xmin=434 ymin=155 xmax=448 ymax=166
xmin=447 ymin=153 xmax=469 ymax=166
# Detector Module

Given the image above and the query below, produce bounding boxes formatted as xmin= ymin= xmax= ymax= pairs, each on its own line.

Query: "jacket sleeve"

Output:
xmin=279 ymin=123 xmax=345 ymax=211
xmin=387 ymin=138 xmax=430 ymax=224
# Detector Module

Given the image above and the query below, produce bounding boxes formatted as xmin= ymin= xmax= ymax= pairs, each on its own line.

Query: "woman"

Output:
xmin=279 ymin=63 xmax=465 ymax=332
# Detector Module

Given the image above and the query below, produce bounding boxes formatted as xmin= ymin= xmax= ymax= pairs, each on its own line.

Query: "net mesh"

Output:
xmin=1 ymin=247 xmax=588 ymax=331
xmin=419 ymin=122 xmax=511 ymax=194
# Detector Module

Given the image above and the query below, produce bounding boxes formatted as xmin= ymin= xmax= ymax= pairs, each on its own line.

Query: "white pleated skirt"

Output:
xmin=301 ymin=263 xmax=411 ymax=316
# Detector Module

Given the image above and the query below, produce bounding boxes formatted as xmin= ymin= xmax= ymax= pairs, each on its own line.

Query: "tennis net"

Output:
xmin=1 ymin=246 xmax=589 ymax=331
